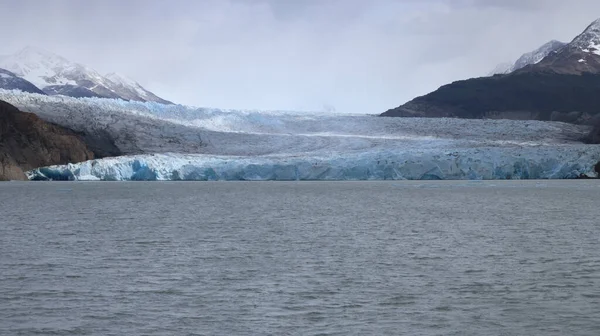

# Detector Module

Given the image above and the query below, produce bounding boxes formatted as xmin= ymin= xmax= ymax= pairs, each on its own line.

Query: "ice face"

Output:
xmin=27 ymin=147 xmax=600 ymax=181
xmin=1 ymin=89 xmax=599 ymax=181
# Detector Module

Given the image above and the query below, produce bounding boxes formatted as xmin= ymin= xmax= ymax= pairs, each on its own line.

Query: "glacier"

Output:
xmin=26 ymin=147 xmax=600 ymax=181
xmin=1 ymin=89 xmax=599 ymax=181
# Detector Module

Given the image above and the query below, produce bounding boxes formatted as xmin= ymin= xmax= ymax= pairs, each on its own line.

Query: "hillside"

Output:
xmin=0 ymin=100 xmax=95 ymax=180
xmin=382 ymin=72 xmax=600 ymax=122
xmin=382 ymin=18 xmax=600 ymax=138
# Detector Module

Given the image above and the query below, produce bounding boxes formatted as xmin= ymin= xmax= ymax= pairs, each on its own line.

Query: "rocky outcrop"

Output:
xmin=0 ymin=153 xmax=27 ymax=181
xmin=0 ymin=100 xmax=95 ymax=180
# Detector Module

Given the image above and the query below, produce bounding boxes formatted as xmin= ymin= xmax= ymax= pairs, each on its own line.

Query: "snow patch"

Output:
xmin=588 ymin=41 xmax=600 ymax=55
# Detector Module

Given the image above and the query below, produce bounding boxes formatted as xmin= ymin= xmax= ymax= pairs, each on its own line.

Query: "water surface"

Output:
xmin=1 ymin=181 xmax=600 ymax=335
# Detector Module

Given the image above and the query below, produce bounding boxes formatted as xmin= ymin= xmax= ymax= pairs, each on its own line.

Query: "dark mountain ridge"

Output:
xmin=382 ymin=18 xmax=600 ymax=139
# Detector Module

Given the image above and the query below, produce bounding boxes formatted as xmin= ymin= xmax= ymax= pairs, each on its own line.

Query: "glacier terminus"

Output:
xmin=27 ymin=149 xmax=600 ymax=181
xmin=1 ymin=90 xmax=599 ymax=181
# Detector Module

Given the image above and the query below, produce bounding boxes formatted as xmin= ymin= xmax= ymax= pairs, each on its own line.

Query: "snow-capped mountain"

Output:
xmin=0 ymin=47 xmax=172 ymax=104
xmin=384 ymin=17 xmax=600 ymax=120
xmin=0 ymin=68 xmax=45 ymax=95
xmin=487 ymin=18 xmax=600 ymax=76
xmin=531 ymin=18 xmax=600 ymax=74
xmin=489 ymin=40 xmax=566 ymax=75
xmin=569 ymin=18 xmax=600 ymax=55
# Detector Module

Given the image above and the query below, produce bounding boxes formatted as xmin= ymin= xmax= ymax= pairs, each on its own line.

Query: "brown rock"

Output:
xmin=0 ymin=152 xmax=26 ymax=181
xmin=0 ymin=100 xmax=95 ymax=180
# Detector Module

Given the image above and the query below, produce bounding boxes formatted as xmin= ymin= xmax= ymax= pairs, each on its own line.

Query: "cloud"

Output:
xmin=1 ymin=0 xmax=600 ymax=113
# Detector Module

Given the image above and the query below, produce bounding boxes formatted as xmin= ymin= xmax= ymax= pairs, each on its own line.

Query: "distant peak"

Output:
xmin=583 ymin=18 xmax=600 ymax=32
xmin=573 ymin=18 xmax=600 ymax=41
xmin=12 ymin=46 xmax=70 ymax=63
xmin=488 ymin=40 xmax=566 ymax=76
xmin=570 ymin=18 xmax=600 ymax=56
xmin=0 ymin=47 xmax=171 ymax=104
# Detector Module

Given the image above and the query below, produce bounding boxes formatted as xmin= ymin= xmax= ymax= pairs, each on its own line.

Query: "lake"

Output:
xmin=1 ymin=181 xmax=600 ymax=335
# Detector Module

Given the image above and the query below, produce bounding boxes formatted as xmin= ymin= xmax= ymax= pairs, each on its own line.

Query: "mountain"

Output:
xmin=489 ymin=40 xmax=566 ymax=75
xmin=0 ymin=68 xmax=45 ymax=94
xmin=528 ymin=19 xmax=600 ymax=75
xmin=0 ymin=47 xmax=172 ymax=104
xmin=382 ymin=17 xmax=600 ymax=132
xmin=0 ymin=100 xmax=95 ymax=180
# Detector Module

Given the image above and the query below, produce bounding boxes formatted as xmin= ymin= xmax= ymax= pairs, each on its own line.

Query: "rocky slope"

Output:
xmin=382 ymin=17 xmax=600 ymax=144
xmin=0 ymin=47 xmax=172 ymax=104
xmin=0 ymin=100 xmax=95 ymax=180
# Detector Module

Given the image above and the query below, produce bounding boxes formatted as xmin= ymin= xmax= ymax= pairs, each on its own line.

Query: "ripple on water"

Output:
xmin=1 ymin=181 xmax=600 ymax=335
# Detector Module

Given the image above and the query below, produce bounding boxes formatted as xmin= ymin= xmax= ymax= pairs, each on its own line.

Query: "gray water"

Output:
xmin=1 ymin=181 xmax=600 ymax=336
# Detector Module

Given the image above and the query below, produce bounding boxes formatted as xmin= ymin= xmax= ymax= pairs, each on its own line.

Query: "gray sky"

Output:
xmin=1 ymin=0 xmax=600 ymax=113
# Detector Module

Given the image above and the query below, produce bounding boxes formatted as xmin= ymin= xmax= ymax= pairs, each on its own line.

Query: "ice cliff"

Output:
xmin=28 ymin=147 xmax=600 ymax=181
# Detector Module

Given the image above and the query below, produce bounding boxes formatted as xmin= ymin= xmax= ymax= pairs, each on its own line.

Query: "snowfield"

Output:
xmin=1 ymin=89 xmax=598 ymax=181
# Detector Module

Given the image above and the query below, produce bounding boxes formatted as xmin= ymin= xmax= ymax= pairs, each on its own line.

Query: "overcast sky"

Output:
xmin=1 ymin=0 xmax=600 ymax=113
